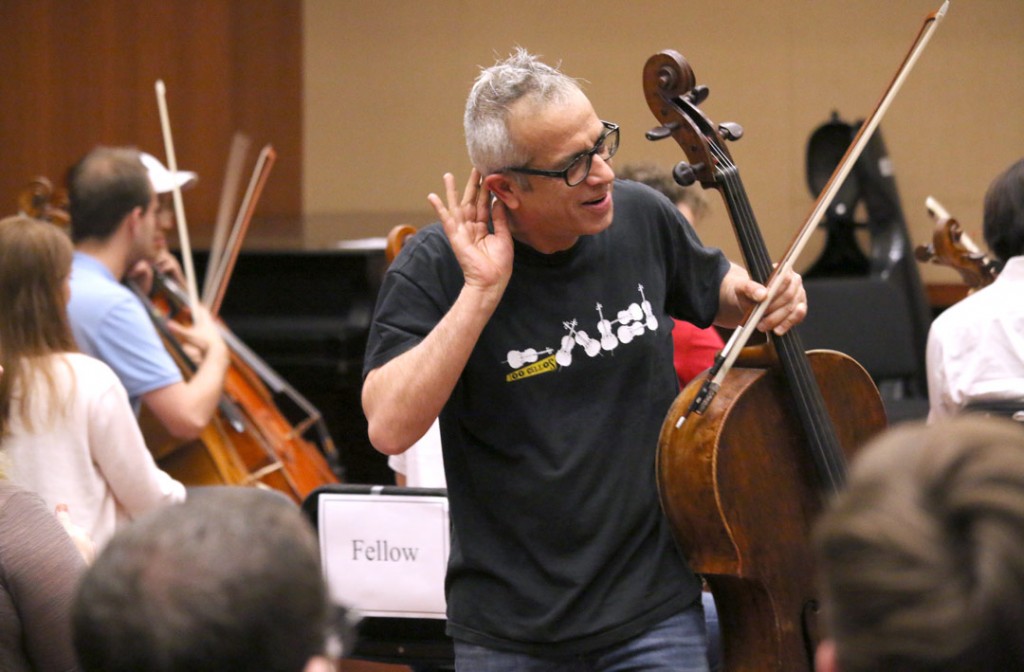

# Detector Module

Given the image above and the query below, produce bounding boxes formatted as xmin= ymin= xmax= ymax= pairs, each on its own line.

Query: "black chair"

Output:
xmin=798 ymin=277 xmax=930 ymax=424
xmin=800 ymin=115 xmax=933 ymax=424
xmin=963 ymin=400 xmax=1024 ymax=423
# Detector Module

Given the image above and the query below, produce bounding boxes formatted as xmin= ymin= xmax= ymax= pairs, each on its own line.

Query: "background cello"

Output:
xmin=137 ymin=271 xmax=340 ymax=503
xmin=644 ymin=51 xmax=888 ymax=671
xmin=17 ymin=176 xmax=340 ymax=503
xmin=915 ymin=195 xmax=999 ymax=291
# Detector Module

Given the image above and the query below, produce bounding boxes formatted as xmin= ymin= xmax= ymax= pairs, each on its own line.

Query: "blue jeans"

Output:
xmin=702 ymin=591 xmax=720 ymax=672
xmin=453 ymin=601 xmax=710 ymax=672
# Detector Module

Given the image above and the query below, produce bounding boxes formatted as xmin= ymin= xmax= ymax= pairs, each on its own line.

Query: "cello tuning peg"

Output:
xmin=685 ymin=85 xmax=710 ymax=105
xmin=718 ymin=122 xmax=743 ymax=141
xmin=672 ymin=162 xmax=701 ymax=187
xmin=645 ymin=122 xmax=679 ymax=141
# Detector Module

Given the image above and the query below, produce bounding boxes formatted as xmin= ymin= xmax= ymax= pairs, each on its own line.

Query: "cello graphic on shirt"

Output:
xmin=505 ymin=284 xmax=660 ymax=380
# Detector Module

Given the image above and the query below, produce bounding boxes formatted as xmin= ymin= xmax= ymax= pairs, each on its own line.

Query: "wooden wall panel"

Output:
xmin=0 ymin=0 xmax=302 ymax=246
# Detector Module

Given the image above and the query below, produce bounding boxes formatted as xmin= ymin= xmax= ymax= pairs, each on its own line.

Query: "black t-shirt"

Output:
xmin=364 ymin=179 xmax=730 ymax=655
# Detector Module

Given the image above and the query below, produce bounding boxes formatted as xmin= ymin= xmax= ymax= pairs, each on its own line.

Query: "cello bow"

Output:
xmin=655 ymin=1 xmax=949 ymax=421
xmin=206 ymin=144 xmax=276 ymax=318
xmin=154 ymin=79 xmax=201 ymax=310
xmin=203 ymin=132 xmax=252 ymax=305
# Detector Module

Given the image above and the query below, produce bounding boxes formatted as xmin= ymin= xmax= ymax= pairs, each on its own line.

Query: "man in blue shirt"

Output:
xmin=66 ymin=146 xmax=228 ymax=440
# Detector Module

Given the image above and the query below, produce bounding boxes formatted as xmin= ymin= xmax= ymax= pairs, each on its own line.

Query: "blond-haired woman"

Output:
xmin=0 ymin=215 xmax=184 ymax=549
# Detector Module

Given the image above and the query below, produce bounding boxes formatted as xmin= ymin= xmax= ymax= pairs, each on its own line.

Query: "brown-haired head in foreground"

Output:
xmin=814 ymin=416 xmax=1024 ymax=672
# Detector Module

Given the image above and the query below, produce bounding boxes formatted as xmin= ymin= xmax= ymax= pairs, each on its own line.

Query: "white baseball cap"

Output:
xmin=140 ymin=152 xmax=198 ymax=194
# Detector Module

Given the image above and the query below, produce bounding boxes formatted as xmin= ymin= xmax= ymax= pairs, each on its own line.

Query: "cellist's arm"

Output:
xmin=143 ymin=305 xmax=229 ymax=440
xmin=363 ymin=171 xmax=513 ymax=456
xmin=363 ymin=284 xmax=501 ymax=455
xmin=715 ymin=263 xmax=806 ymax=335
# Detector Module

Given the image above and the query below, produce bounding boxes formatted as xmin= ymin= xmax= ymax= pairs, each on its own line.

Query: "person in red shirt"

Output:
xmin=618 ymin=163 xmax=725 ymax=386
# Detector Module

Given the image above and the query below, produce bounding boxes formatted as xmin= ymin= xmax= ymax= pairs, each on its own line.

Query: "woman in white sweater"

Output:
xmin=0 ymin=215 xmax=185 ymax=548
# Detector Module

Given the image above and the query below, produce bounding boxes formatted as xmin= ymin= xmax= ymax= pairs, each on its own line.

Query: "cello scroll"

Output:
xmin=18 ymin=177 xmax=70 ymax=227
xmin=643 ymin=52 xmax=741 ymax=193
xmin=915 ymin=196 xmax=999 ymax=291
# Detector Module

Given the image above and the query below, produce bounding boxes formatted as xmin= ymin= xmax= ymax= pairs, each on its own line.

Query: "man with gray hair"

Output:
xmin=362 ymin=49 xmax=806 ymax=670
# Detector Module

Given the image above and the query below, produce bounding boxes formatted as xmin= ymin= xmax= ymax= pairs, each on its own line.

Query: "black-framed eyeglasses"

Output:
xmin=505 ymin=121 xmax=620 ymax=187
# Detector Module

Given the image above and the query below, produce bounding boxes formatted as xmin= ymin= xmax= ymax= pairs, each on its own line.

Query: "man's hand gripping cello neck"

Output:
xmin=362 ymin=169 xmax=514 ymax=455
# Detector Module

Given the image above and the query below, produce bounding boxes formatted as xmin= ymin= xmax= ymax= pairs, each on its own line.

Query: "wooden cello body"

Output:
xmin=137 ymin=273 xmax=340 ymax=503
xmin=644 ymin=51 xmax=888 ymax=670
xmin=659 ymin=352 xmax=885 ymax=670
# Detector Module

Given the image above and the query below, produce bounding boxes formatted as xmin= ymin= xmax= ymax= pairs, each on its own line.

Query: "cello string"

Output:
xmin=675 ymin=103 xmax=835 ymax=477
xmin=712 ymin=144 xmax=846 ymax=490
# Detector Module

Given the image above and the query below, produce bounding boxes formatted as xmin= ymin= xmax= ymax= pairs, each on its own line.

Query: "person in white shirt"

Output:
xmin=926 ymin=158 xmax=1024 ymax=421
xmin=389 ymin=419 xmax=446 ymax=488
xmin=0 ymin=215 xmax=185 ymax=549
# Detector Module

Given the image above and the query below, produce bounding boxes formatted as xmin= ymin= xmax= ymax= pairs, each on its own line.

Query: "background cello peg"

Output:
xmin=718 ymin=122 xmax=744 ymax=141
xmin=645 ymin=122 xmax=679 ymax=141
xmin=673 ymin=162 xmax=700 ymax=187
xmin=685 ymin=85 xmax=710 ymax=105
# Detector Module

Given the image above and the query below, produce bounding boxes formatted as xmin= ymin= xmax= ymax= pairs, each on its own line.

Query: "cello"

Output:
xmin=645 ymin=50 xmax=888 ymax=670
xmin=641 ymin=1 xmax=948 ymax=661
xmin=137 ymin=270 xmax=340 ymax=502
xmin=915 ymin=196 xmax=999 ymax=291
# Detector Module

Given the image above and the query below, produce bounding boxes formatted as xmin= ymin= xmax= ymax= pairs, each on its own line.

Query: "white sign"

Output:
xmin=318 ymin=493 xmax=449 ymax=619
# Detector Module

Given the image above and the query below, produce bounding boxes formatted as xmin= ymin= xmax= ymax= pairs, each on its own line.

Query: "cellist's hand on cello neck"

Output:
xmin=151 ymin=248 xmax=186 ymax=286
xmin=716 ymin=262 xmax=807 ymax=336
xmin=125 ymin=248 xmax=186 ymax=297
xmin=166 ymin=303 xmax=229 ymax=367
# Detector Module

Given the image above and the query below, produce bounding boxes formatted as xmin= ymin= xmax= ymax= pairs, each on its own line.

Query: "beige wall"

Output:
xmin=303 ymin=0 xmax=1024 ymax=282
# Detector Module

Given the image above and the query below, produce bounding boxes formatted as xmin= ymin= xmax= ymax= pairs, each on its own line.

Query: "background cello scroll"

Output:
xmin=915 ymin=196 xmax=999 ymax=292
xmin=17 ymin=177 xmax=70 ymax=227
